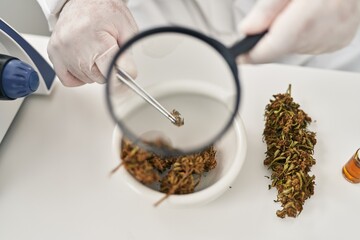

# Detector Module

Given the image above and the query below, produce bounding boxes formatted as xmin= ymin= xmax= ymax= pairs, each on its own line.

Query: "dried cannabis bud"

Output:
xmin=263 ymin=85 xmax=317 ymax=218
xmin=113 ymin=138 xmax=217 ymax=206
xmin=156 ymin=145 xmax=217 ymax=206
xmin=172 ymin=109 xmax=184 ymax=127
xmin=118 ymin=139 xmax=161 ymax=184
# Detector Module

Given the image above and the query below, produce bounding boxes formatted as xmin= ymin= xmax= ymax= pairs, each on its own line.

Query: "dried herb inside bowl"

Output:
xmin=263 ymin=85 xmax=317 ymax=218
xmin=112 ymin=138 xmax=217 ymax=206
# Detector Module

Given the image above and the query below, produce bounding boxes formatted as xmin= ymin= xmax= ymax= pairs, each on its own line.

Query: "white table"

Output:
xmin=0 ymin=35 xmax=360 ymax=240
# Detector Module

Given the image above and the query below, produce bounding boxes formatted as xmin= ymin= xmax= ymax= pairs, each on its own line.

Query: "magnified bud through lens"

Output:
xmin=107 ymin=31 xmax=240 ymax=155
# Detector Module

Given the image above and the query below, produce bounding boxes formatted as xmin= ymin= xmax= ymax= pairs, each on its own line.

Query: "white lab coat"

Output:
xmin=37 ymin=0 xmax=360 ymax=72
xmin=36 ymin=0 xmax=251 ymax=44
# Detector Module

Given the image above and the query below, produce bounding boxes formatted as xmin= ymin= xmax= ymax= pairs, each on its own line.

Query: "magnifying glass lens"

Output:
xmin=107 ymin=31 xmax=240 ymax=155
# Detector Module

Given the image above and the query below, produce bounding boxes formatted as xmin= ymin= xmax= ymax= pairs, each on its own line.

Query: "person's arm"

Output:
xmin=238 ymin=0 xmax=360 ymax=64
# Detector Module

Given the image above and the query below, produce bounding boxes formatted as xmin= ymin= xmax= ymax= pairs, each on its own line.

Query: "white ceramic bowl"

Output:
xmin=111 ymin=113 xmax=247 ymax=208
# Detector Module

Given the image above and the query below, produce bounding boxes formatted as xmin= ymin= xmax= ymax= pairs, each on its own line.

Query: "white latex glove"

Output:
xmin=48 ymin=0 xmax=138 ymax=86
xmin=238 ymin=0 xmax=360 ymax=64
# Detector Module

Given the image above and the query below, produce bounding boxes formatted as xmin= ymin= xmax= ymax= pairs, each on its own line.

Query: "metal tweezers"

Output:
xmin=116 ymin=67 xmax=181 ymax=126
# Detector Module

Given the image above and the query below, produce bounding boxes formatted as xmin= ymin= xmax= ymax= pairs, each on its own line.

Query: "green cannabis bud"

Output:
xmin=263 ymin=85 xmax=317 ymax=218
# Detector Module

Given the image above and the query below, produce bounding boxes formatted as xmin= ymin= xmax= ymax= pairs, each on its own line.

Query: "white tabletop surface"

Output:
xmin=0 ymin=35 xmax=360 ymax=240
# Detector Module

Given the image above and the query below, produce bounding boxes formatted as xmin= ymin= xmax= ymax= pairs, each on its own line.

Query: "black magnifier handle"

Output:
xmin=229 ymin=30 xmax=268 ymax=57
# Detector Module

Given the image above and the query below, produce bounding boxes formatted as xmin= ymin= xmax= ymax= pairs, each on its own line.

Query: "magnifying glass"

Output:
xmin=106 ymin=26 xmax=265 ymax=156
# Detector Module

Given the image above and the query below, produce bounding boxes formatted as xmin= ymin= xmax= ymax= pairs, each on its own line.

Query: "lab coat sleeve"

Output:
xmin=37 ymin=0 xmax=129 ymax=31
xmin=36 ymin=0 xmax=68 ymax=31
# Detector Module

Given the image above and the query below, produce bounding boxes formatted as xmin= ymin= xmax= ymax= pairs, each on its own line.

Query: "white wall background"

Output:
xmin=0 ymin=0 xmax=51 ymax=36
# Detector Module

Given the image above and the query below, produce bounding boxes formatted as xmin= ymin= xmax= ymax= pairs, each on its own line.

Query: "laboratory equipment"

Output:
xmin=0 ymin=18 xmax=56 ymax=144
xmin=115 ymin=67 xmax=184 ymax=127
xmin=342 ymin=148 xmax=360 ymax=183
xmin=111 ymin=112 xmax=247 ymax=207
xmin=106 ymin=26 xmax=264 ymax=155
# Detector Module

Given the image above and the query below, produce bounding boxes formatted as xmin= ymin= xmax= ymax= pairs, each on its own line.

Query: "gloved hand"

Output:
xmin=238 ymin=0 xmax=360 ymax=64
xmin=48 ymin=0 xmax=138 ymax=86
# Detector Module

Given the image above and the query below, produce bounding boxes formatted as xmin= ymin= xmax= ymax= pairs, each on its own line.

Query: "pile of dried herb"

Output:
xmin=263 ymin=85 xmax=317 ymax=218
xmin=112 ymin=138 xmax=217 ymax=206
